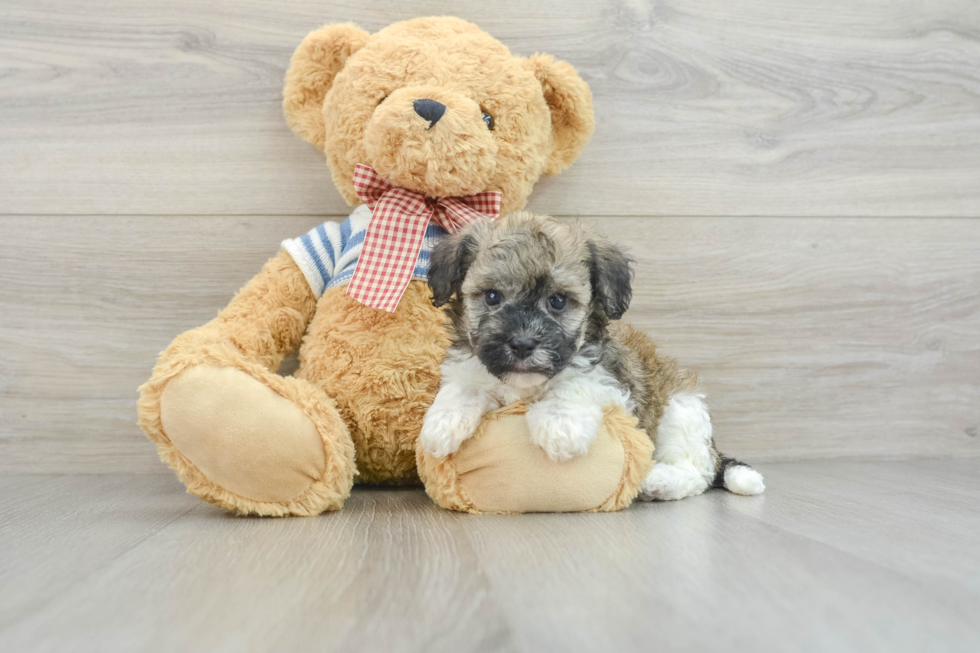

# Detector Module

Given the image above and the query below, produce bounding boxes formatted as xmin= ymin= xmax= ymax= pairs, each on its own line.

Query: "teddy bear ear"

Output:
xmin=283 ymin=23 xmax=371 ymax=151
xmin=524 ymin=54 xmax=596 ymax=176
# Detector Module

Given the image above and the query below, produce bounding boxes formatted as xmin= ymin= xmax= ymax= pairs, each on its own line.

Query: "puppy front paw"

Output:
xmin=526 ymin=404 xmax=601 ymax=462
xmin=419 ymin=406 xmax=483 ymax=458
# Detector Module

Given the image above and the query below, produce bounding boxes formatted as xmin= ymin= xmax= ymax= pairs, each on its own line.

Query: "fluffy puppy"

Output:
xmin=420 ymin=211 xmax=764 ymax=500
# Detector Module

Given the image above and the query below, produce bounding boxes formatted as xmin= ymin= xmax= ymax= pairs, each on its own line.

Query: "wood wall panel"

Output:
xmin=1 ymin=215 xmax=976 ymax=472
xmin=1 ymin=1 xmax=979 ymax=216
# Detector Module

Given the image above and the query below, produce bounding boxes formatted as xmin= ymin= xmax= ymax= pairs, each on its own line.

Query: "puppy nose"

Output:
xmin=413 ymin=98 xmax=446 ymax=126
xmin=510 ymin=338 xmax=538 ymax=360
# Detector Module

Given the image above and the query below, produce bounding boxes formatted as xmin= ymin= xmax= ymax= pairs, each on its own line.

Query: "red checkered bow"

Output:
xmin=346 ymin=164 xmax=502 ymax=312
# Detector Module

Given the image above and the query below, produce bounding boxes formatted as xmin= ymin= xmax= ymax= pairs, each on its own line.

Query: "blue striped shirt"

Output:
xmin=281 ymin=204 xmax=449 ymax=298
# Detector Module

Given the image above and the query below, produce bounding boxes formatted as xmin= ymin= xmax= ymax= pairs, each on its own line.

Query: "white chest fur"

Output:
xmin=420 ymin=350 xmax=632 ymax=461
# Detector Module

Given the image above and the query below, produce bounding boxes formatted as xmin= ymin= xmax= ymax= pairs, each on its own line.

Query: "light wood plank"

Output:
xmin=588 ymin=216 xmax=980 ymax=462
xmin=0 ymin=474 xmax=199 ymax=629
xmin=2 ymin=463 xmax=979 ymax=652
xmin=0 ymin=216 xmax=326 ymax=473
xmin=459 ymin=481 xmax=980 ymax=652
xmin=2 ymin=1 xmax=980 ymax=216
xmin=728 ymin=458 xmax=980 ymax=593
xmin=1 ymin=215 xmax=978 ymax=473
xmin=1 ymin=485 xmax=514 ymax=653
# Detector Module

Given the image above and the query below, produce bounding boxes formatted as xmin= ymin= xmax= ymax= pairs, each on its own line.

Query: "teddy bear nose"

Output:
xmin=413 ymin=99 xmax=446 ymax=127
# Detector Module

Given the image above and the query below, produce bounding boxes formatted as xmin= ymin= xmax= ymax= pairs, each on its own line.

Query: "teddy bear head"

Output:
xmin=283 ymin=17 xmax=595 ymax=215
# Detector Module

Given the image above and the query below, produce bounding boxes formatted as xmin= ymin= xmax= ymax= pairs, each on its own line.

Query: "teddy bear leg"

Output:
xmin=138 ymin=251 xmax=356 ymax=516
xmin=152 ymin=350 xmax=355 ymax=516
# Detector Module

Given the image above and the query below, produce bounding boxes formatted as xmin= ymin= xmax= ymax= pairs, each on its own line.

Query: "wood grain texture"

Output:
xmin=0 ymin=215 xmax=977 ymax=473
xmin=2 ymin=0 xmax=980 ymax=216
xmin=0 ymin=474 xmax=199 ymax=629
xmin=2 ymin=461 xmax=979 ymax=652
xmin=460 ymin=462 xmax=980 ymax=653
xmin=2 ymin=480 xmax=511 ymax=653
xmin=738 ymin=459 xmax=980 ymax=593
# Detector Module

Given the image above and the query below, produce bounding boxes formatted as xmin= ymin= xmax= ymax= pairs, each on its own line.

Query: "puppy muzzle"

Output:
xmin=476 ymin=307 xmax=576 ymax=380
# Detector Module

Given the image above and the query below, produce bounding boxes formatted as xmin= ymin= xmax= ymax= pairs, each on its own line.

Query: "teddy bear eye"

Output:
xmin=482 ymin=111 xmax=494 ymax=131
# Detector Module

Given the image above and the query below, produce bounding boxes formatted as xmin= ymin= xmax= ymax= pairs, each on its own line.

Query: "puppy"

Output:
xmin=419 ymin=211 xmax=764 ymax=500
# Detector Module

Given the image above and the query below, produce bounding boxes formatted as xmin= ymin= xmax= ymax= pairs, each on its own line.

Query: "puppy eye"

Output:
xmin=549 ymin=294 xmax=567 ymax=311
xmin=481 ymin=111 xmax=494 ymax=130
xmin=484 ymin=289 xmax=502 ymax=306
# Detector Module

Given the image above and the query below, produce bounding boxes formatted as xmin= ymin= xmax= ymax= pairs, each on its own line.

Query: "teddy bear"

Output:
xmin=138 ymin=16 xmax=653 ymax=516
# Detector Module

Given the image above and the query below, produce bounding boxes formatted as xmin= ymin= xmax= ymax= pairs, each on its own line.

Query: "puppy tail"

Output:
xmin=712 ymin=456 xmax=765 ymax=496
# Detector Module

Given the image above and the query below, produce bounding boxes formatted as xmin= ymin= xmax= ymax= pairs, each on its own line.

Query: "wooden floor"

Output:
xmin=2 ymin=460 xmax=979 ymax=652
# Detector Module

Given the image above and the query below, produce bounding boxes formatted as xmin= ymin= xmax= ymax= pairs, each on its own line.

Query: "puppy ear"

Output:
xmin=283 ymin=23 xmax=370 ymax=151
xmin=523 ymin=54 xmax=596 ymax=175
xmin=588 ymin=239 xmax=633 ymax=320
xmin=428 ymin=228 xmax=482 ymax=307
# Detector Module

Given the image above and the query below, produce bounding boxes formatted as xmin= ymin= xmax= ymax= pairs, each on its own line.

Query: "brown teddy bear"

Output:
xmin=138 ymin=16 xmax=652 ymax=516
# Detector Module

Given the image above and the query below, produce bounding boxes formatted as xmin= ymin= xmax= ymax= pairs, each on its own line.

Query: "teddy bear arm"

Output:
xmin=163 ymin=250 xmax=316 ymax=371
xmin=417 ymin=405 xmax=654 ymax=514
